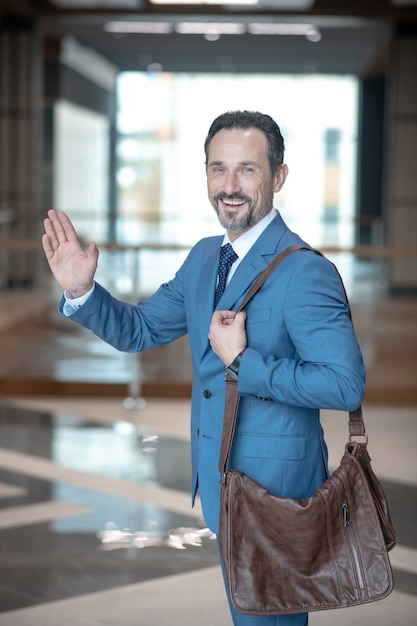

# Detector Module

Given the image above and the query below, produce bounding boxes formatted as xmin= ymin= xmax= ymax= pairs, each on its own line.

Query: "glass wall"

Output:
xmin=114 ymin=72 xmax=358 ymax=295
xmin=117 ymin=72 xmax=358 ymax=243
xmin=53 ymin=100 xmax=110 ymax=244
xmin=53 ymin=74 xmax=358 ymax=297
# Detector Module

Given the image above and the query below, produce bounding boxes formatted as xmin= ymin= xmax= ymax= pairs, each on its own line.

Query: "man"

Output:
xmin=42 ymin=110 xmax=366 ymax=626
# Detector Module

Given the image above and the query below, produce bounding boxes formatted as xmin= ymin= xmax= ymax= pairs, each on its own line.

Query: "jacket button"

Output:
xmin=203 ymin=389 xmax=212 ymax=399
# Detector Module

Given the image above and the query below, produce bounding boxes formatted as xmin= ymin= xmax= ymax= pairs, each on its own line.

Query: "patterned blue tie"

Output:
xmin=214 ymin=243 xmax=238 ymax=307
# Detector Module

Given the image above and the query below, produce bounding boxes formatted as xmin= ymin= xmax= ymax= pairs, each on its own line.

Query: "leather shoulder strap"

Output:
xmin=237 ymin=244 xmax=316 ymax=313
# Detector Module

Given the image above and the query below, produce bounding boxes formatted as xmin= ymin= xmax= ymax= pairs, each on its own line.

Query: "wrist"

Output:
xmin=226 ymin=351 xmax=244 ymax=380
xmin=67 ymin=283 xmax=94 ymax=300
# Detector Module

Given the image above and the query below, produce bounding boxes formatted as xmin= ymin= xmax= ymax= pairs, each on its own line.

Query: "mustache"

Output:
xmin=214 ymin=192 xmax=252 ymax=204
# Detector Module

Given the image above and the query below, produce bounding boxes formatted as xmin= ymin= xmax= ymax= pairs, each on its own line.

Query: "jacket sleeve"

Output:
xmin=237 ymin=252 xmax=366 ymax=412
xmin=59 ymin=268 xmax=188 ymax=353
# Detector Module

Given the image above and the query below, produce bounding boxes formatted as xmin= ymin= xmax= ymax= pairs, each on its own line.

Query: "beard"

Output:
xmin=211 ymin=192 xmax=273 ymax=233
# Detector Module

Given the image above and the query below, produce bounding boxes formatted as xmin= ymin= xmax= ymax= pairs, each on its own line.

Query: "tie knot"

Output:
xmin=219 ymin=243 xmax=238 ymax=267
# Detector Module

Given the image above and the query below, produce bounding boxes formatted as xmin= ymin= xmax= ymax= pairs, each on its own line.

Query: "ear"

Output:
xmin=273 ymin=164 xmax=289 ymax=193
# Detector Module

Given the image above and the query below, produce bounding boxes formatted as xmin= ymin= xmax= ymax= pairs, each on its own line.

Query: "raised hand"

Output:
xmin=42 ymin=209 xmax=99 ymax=298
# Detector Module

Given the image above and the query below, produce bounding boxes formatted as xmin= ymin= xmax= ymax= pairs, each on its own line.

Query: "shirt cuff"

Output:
xmin=62 ymin=284 xmax=95 ymax=316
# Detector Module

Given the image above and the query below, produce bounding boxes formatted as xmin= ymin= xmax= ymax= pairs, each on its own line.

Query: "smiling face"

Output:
xmin=206 ymin=128 xmax=288 ymax=241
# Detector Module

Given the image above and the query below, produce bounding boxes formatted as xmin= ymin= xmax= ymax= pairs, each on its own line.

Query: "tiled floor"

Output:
xmin=0 ymin=259 xmax=416 ymax=625
xmin=0 ymin=398 xmax=416 ymax=625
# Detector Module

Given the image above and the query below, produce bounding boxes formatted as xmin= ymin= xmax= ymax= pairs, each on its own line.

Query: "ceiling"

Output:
xmin=1 ymin=0 xmax=417 ymax=75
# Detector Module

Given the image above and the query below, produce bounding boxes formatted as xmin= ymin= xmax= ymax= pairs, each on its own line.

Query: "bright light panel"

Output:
xmin=175 ymin=22 xmax=246 ymax=34
xmin=150 ymin=0 xmax=258 ymax=5
xmin=104 ymin=21 xmax=173 ymax=33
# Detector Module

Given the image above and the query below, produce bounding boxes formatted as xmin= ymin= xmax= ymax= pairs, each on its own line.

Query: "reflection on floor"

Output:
xmin=0 ymin=399 xmax=220 ymax=621
xmin=0 ymin=397 xmax=416 ymax=625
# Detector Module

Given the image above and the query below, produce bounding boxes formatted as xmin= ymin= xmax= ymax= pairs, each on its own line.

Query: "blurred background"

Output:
xmin=0 ymin=0 xmax=416 ymax=402
xmin=0 ymin=1 xmax=416 ymax=624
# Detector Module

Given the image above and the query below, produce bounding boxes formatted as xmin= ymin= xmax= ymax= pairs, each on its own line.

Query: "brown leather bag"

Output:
xmin=218 ymin=245 xmax=396 ymax=615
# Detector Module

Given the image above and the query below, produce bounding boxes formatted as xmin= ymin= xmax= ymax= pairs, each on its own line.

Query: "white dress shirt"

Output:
xmin=220 ymin=208 xmax=276 ymax=284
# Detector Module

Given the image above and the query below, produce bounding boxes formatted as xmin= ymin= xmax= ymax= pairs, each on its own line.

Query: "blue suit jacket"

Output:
xmin=62 ymin=212 xmax=365 ymax=532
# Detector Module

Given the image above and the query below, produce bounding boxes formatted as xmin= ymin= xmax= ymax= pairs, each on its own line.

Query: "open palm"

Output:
xmin=42 ymin=209 xmax=99 ymax=297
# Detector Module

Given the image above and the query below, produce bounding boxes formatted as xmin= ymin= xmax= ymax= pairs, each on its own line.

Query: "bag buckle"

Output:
xmin=349 ymin=432 xmax=369 ymax=445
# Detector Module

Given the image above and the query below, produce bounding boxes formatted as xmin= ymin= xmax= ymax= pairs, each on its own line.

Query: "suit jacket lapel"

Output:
xmin=194 ymin=238 xmax=222 ymax=356
xmin=217 ymin=212 xmax=289 ymax=311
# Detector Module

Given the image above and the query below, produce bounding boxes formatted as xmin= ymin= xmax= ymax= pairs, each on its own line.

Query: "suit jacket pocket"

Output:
xmin=239 ymin=432 xmax=306 ymax=460
xmin=245 ymin=307 xmax=272 ymax=324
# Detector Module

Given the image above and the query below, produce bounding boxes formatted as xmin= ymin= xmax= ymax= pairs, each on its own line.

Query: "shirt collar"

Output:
xmin=222 ymin=208 xmax=277 ymax=260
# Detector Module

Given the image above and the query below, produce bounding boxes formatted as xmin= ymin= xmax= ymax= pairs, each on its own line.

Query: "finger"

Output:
xmin=43 ymin=217 xmax=60 ymax=250
xmin=216 ymin=310 xmax=236 ymax=321
xmin=57 ymin=210 xmax=80 ymax=242
xmin=41 ymin=233 xmax=54 ymax=260
xmin=210 ymin=312 xmax=222 ymax=327
xmin=235 ymin=311 xmax=247 ymax=325
xmin=87 ymin=241 xmax=99 ymax=261
xmin=47 ymin=209 xmax=68 ymax=243
xmin=48 ymin=210 xmax=79 ymax=244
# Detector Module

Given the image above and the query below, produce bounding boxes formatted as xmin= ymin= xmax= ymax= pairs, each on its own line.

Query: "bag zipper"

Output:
xmin=342 ymin=499 xmax=365 ymax=589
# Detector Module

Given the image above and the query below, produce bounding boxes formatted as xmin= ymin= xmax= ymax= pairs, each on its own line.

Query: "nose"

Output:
xmin=223 ymin=170 xmax=242 ymax=195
